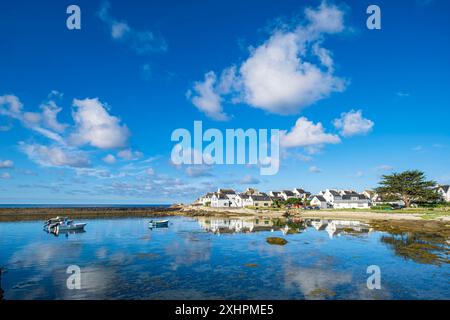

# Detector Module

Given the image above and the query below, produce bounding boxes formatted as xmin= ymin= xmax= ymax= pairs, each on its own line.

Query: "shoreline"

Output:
xmin=0 ymin=206 xmax=181 ymax=222
xmin=0 ymin=205 xmax=449 ymax=223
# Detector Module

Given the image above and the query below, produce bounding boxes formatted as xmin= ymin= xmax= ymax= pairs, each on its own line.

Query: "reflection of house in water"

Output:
xmin=307 ymin=219 xmax=372 ymax=239
xmin=197 ymin=218 xmax=275 ymax=234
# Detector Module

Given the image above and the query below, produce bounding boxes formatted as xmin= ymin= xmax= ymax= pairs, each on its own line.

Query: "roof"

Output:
xmin=282 ymin=190 xmax=295 ymax=196
xmin=237 ymin=194 xmax=250 ymax=199
xmin=218 ymin=189 xmax=236 ymax=194
xmin=341 ymin=194 xmax=369 ymax=200
xmin=440 ymin=185 xmax=450 ymax=193
xmin=313 ymin=195 xmax=326 ymax=202
xmin=328 ymin=190 xmax=341 ymax=196
xmin=270 ymin=196 xmax=283 ymax=200
xmin=293 ymin=188 xmax=305 ymax=193
xmin=213 ymin=193 xmax=228 ymax=200
xmin=250 ymin=195 xmax=272 ymax=201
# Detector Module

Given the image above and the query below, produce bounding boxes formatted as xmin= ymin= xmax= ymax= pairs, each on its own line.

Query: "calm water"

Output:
xmin=0 ymin=216 xmax=448 ymax=300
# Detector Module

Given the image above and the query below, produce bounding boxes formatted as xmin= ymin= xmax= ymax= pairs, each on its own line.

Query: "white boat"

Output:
xmin=44 ymin=217 xmax=87 ymax=234
xmin=56 ymin=223 xmax=87 ymax=232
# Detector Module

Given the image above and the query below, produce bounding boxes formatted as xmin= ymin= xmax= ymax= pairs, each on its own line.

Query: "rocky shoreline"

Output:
xmin=1 ymin=204 xmax=449 ymax=222
xmin=0 ymin=206 xmax=182 ymax=222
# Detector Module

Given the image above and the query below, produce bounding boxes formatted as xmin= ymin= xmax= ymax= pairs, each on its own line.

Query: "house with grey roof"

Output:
xmin=311 ymin=195 xmax=328 ymax=209
xmin=437 ymin=185 xmax=450 ymax=202
xmin=280 ymin=190 xmax=296 ymax=200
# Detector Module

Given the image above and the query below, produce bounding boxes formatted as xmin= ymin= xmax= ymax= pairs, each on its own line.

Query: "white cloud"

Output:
xmin=0 ymin=172 xmax=11 ymax=179
xmin=333 ymin=109 xmax=374 ymax=137
xmin=309 ymin=166 xmax=322 ymax=173
xmin=146 ymin=168 xmax=155 ymax=176
xmin=0 ymin=159 xmax=14 ymax=169
xmin=40 ymin=101 xmax=68 ymax=133
xmin=19 ymin=142 xmax=91 ymax=168
xmin=304 ymin=1 xmax=345 ymax=34
xmin=102 ymin=154 xmax=116 ymax=164
xmin=70 ymin=98 xmax=130 ymax=149
xmin=187 ymin=72 xmax=229 ymax=121
xmin=0 ymin=94 xmax=65 ymax=143
xmin=280 ymin=117 xmax=340 ymax=148
xmin=377 ymin=164 xmax=393 ymax=171
xmin=185 ymin=165 xmax=212 ymax=177
xmin=98 ymin=1 xmax=166 ymax=54
xmin=111 ymin=21 xmax=130 ymax=39
xmin=239 ymin=174 xmax=261 ymax=184
xmin=188 ymin=1 xmax=347 ymax=118
xmin=0 ymin=94 xmax=23 ymax=119
xmin=117 ymin=148 xmax=143 ymax=160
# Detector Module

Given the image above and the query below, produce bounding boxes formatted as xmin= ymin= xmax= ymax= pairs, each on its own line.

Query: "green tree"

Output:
xmin=375 ymin=170 xmax=439 ymax=208
xmin=285 ymin=198 xmax=303 ymax=206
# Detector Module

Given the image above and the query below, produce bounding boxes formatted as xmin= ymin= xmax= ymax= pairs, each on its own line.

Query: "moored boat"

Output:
xmin=148 ymin=220 xmax=169 ymax=228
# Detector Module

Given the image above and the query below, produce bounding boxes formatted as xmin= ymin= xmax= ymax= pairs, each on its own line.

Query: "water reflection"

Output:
xmin=197 ymin=217 xmax=372 ymax=239
xmin=0 ymin=217 xmax=448 ymax=300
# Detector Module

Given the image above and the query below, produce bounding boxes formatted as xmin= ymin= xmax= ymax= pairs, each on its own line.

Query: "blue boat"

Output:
xmin=148 ymin=220 xmax=169 ymax=228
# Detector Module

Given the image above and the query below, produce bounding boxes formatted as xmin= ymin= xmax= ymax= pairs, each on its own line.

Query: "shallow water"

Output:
xmin=0 ymin=216 xmax=448 ymax=300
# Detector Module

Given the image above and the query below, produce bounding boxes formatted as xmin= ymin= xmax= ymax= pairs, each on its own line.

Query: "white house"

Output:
xmin=437 ymin=185 xmax=450 ymax=202
xmin=293 ymin=188 xmax=311 ymax=199
xmin=248 ymin=195 xmax=273 ymax=207
xmin=280 ymin=190 xmax=296 ymax=200
xmin=269 ymin=191 xmax=281 ymax=197
xmin=333 ymin=194 xmax=370 ymax=209
xmin=321 ymin=189 xmax=370 ymax=208
xmin=235 ymin=194 xmax=253 ymax=207
xmin=321 ymin=189 xmax=342 ymax=205
xmin=363 ymin=190 xmax=381 ymax=203
xmin=310 ymin=195 xmax=328 ymax=209
xmin=198 ymin=192 xmax=214 ymax=205
xmin=211 ymin=191 xmax=239 ymax=208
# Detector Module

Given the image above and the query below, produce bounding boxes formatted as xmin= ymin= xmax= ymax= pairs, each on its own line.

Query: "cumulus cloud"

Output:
xmin=280 ymin=117 xmax=340 ymax=149
xmin=188 ymin=1 xmax=347 ymax=119
xmin=40 ymin=101 xmax=68 ymax=133
xmin=0 ymin=159 xmax=14 ymax=169
xmin=187 ymin=72 xmax=229 ymax=121
xmin=333 ymin=109 xmax=374 ymax=137
xmin=70 ymin=98 xmax=130 ymax=149
xmin=102 ymin=154 xmax=116 ymax=164
xmin=98 ymin=1 xmax=167 ymax=55
xmin=19 ymin=142 xmax=91 ymax=168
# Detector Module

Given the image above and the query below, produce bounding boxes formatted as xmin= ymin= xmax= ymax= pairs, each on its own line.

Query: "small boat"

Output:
xmin=56 ymin=223 xmax=87 ymax=232
xmin=148 ymin=220 xmax=169 ymax=228
xmin=44 ymin=217 xmax=87 ymax=234
xmin=43 ymin=216 xmax=71 ymax=229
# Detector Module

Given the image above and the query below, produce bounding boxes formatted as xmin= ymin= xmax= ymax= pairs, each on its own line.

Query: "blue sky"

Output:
xmin=0 ymin=0 xmax=449 ymax=204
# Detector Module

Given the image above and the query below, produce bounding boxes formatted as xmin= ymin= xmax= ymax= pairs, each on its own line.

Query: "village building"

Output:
xmin=310 ymin=195 xmax=328 ymax=209
xmin=248 ymin=194 xmax=273 ymax=207
xmin=280 ymin=190 xmax=296 ymax=200
xmin=292 ymin=188 xmax=311 ymax=199
xmin=437 ymin=185 xmax=450 ymax=202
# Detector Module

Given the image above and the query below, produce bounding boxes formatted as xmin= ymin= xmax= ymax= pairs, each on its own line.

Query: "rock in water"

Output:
xmin=266 ymin=237 xmax=288 ymax=245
